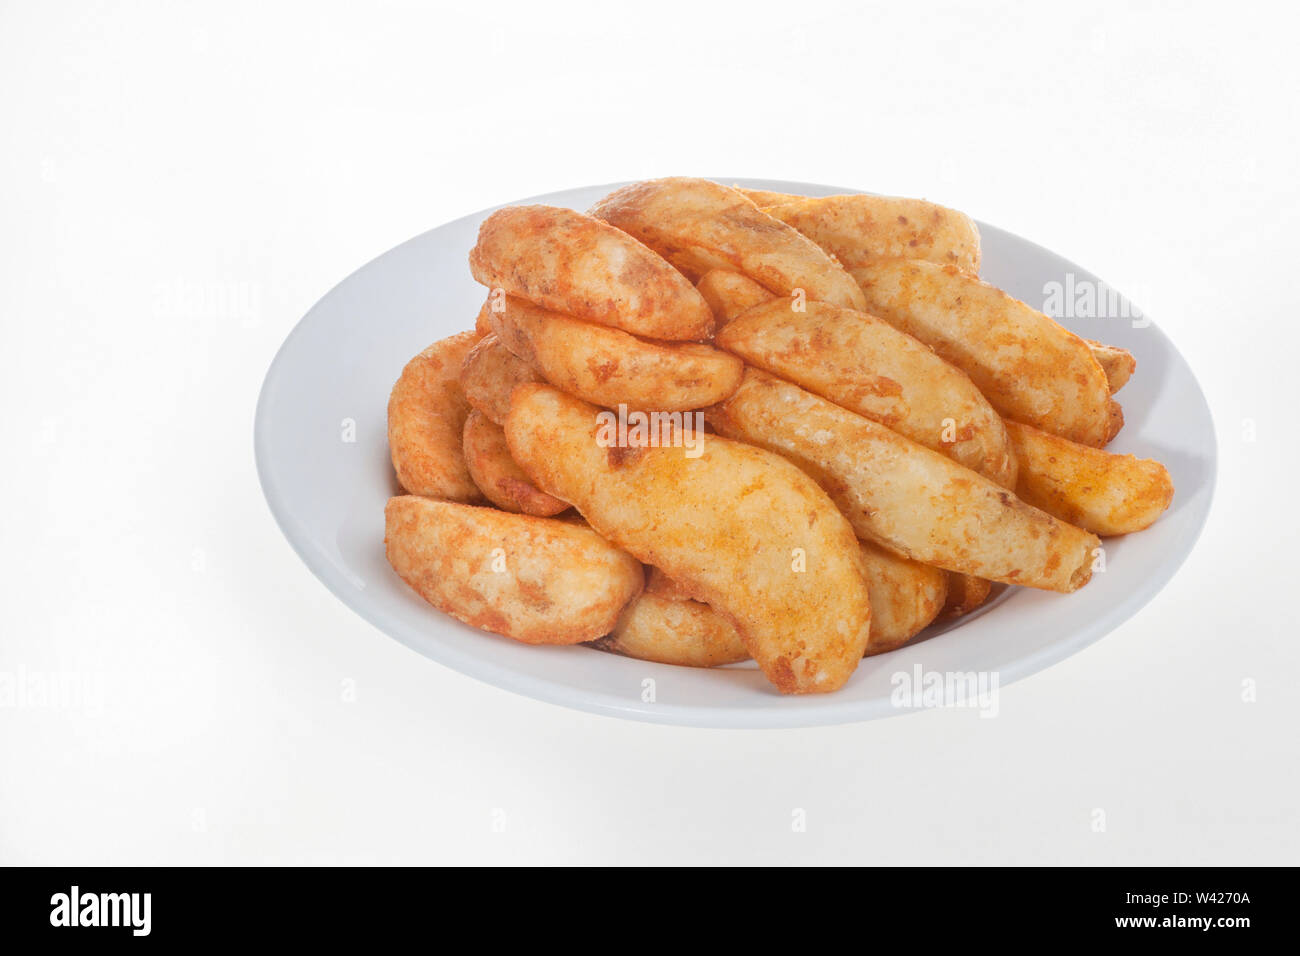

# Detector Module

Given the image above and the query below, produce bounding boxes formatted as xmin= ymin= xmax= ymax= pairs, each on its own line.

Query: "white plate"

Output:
xmin=254 ymin=179 xmax=1215 ymax=728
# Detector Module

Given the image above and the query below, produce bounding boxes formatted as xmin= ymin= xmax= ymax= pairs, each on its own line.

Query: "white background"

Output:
xmin=2 ymin=0 xmax=1296 ymax=865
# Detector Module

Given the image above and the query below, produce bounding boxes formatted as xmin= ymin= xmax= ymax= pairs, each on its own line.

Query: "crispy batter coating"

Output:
xmin=1005 ymin=420 xmax=1174 ymax=536
xmin=763 ymin=195 xmax=981 ymax=274
xmin=505 ymin=384 xmax=872 ymax=694
xmin=590 ymin=177 xmax=867 ymax=311
xmin=716 ymin=298 xmax=1016 ymax=487
xmin=387 ymin=330 xmax=485 ymax=501
xmin=708 ymin=370 xmax=1100 ymax=592
xmin=595 ymin=590 xmax=750 ymax=668
xmin=384 ymin=496 xmax=641 ymax=644
xmin=852 ymin=259 xmax=1114 ymax=447
xmin=463 ymin=410 xmax=569 ymax=516
xmin=858 ymin=541 xmax=950 ymax=654
xmin=460 ymin=332 xmax=543 ymax=426
xmin=488 ymin=294 xmax=743 ymax=412
xmin=468 ymin=204 xmax=713 ymax=341
xmin=1087 ymin=339 xmax=1137 ymax=394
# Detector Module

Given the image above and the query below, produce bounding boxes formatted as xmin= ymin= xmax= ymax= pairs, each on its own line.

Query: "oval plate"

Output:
xmin=254 ymin=179 xmax=1215 ymax=728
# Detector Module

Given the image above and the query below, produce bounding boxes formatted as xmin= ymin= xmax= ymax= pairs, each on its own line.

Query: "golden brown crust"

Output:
xmin=462 ymin=410 xmax=569 ymax=517
xmin=468 ymin=204 xmax=713 ymax=341
xmin=591 ymin=178 xmax=867 ymax=311
xmin=707 ymin=369 xmax=1100 ymax=592
xmin=715 ymin=298 xmax=1016 ymax=487
xmin=857 ymin=541 xmax=949 ymax=654
xmin=696 ymin=269 xmax=775 ymax=326
xmin=460 ymin=332 xmax=543 ymax=426
xmin=384 ymin=496 xmax=642 ymax=644
xmin=596 ymin=591 xmax=749 ymax=668
xmin=1005 ymin=420 xmax=1174 ymax=536
xmin=387 ymin=330 xmax=485 ymax=501
xmin=1086 ymin=340 xmax=1137 ymax=394
xmin=488 ymin=294 xmax=743 ymax=412
xmin=937 ymin=574 xmax=994 ymax=620
xmin=764 ymin=195 xmax=981 ymax=274
xmin=852 ymin=259 xmax=1114 ymax=447
xmin=506 ymin=384 xmax=872 ymax=694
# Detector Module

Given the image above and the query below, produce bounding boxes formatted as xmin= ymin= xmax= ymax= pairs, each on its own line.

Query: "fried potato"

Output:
xmin=506 ymin=384 xmax=872 ymax=694
xmin=858 ymin=541 xmax=949 ymax=654
xmin=1087 ymin=339 xmax=1137 ymax=394
xmin=595 ymin=590 xmax=749 ymax=668
xmin=488 ymin=294 xmax=743 ymax=412
xmin=762 ymin=195 xmax=981 ymax=274
xmin=1005 ymin=420 xmax=1174 ymax=536
xmin=938 ymin=574 xmax=994 ymax=620
xmin=708 ymin=370 xmax=1100 ymax=592
xmin=384 ymin=496 xmax=642 ymax=644
xmin=590 ymin=177 xmax=867 ymax=311
xmin=734 ymin=186 xmax=807 ymax=206
xmin=463 ymin=410 xmax=569 ymax=517
xmin=696 ymin=269 xmax=775 ymax=325
xmin=460 ymin=332 xmax=543 ymax=426
xmin=631 ymin=547 xmax=945 ymax=662
xmin=388 ymin=330 xmax=485 ymax=501
xmin=852 ymin=259 xmax=1115 ymax=446
xmin=468 ymin=204 xmax=713 ymax=341
xmin=715 ymin=298 xmax=1016 ymax=487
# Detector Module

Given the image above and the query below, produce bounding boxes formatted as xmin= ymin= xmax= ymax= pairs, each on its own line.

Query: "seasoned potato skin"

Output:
xmin=708 ymin=370 xmax=1100 ymax=592
xmin=387 ymin=330 xmax=485 ymax=501
xmin=1005 ymin=420 xmax=1174 ymax=535
xmin=591 ymin=177 xmax=867 ymax=311
xmin=763 ymin=194 xmax=982 ymax=274
xmin=488 ymin=294 xmax=743 ymax=412
xmin=858 ymin=541 xmax=949 ymax=654
xmin=595 ymin=590 xmax=750 ymax=668
xmin=716 ymin=298 xmax=1016 ymax=487
xmin=384 ymin=496 xmax=641 ymax=644
xmin=468 ymin=204 xmax=713 ymax=341
xmin=506 ymin=384 xmax=872 ymax=694
xmin=938 ymin=574 xmax=994 ymax=620
xmin=853 ymin=259 xmax=1114 ymax=447
xmin=462 ymin=410 xmax=569 ymax=516
xmin=460 ymin=332 xmax=543 ymax=426
xmin=1086 ymin=339 xmax=1137 ymax=394
xmin=696 ymin=269 xmax=775 ymax=326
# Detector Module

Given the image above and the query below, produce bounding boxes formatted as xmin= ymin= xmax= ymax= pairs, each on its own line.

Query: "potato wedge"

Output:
xmin=938 ymin=574 xmax=994 ymax=620
xmin=595 ymin=590 xmax=749 ymax=668
xmin=384 ymin=496 xmax=642 ymax=644
xmin=1005 ymin=420 xmax=1173 ymax=535
xmin=696 ymin=269 xmax=774 ymax=325
xmin=734 ymin=186 xmax=807 ymax=206
xmin=590 ymin=177 xmax=867 ymax=311
xmin=633 ymin=548 xmax=945 ymax=661
xmin=852 ymin=259 xmax=1115 ymax=446
xmin=460 ymin=332 xmax=543 ymax=426
xmin=762 ymin=195 xmax=981 ymax=274
xmin=488 ymin=294 xmax=743 ymax=412
xmin=468 ymin=204 xmax=713 ymax=341
xmin=463 ymin=410 xmax=569 ymax=516
xmin=707 ymin=370 xmax=1100 ymax=592
xmin=506 ymin=384 xmax=872 ymax=694
xmin=715 ymin=298 xmax=1016 ymax=487
xmin=387 ymin=330 xmax=485 ymax=501
xmin=1087 ymin=339 xmax=1136 ymax=394
xmin=858 ymin=541 xmax=949 ymax=654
